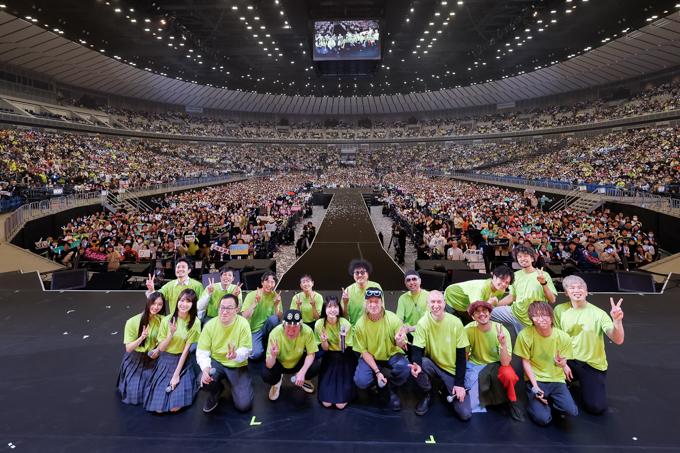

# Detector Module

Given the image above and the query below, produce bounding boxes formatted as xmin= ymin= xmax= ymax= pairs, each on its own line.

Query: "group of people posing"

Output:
xmin=118 ymin=244 xmax=624 ymax=426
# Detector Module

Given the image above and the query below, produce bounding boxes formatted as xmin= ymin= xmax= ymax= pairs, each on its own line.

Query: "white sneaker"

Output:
xmin=269 ymin=375 xmax=283 ymax=401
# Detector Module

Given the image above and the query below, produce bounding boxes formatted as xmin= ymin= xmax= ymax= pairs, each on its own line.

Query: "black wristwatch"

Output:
xmin=374 ymin=368 xmax=381 ymax=375
xmin=540 ymin=281 xmax=547 ymax=286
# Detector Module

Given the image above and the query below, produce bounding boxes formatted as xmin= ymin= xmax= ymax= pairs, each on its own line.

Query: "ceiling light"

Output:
xmin=114 ymin=8 xmax=121 ymax=12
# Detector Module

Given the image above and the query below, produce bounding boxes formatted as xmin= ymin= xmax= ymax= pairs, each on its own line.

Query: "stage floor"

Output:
xmin=0 ymin=277 xmax=678 ymax=452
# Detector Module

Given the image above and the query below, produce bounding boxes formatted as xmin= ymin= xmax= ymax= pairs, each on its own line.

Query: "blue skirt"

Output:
xmin=318 ymin=349 xmax=359 ymax=405
xmin=144 ymin=351 xmax=198 ymax=412
xmin=117 ymin=350 xmax=154 ymax=405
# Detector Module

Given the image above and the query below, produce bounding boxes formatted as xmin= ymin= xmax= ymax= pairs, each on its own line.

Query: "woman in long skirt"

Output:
xmin=117 ymin=292 xmax=166 ymax=404
xmin=144 ymin=288 xmax=201 ymax=413
xmin=315 ymin=295 xmax=358 ymax=409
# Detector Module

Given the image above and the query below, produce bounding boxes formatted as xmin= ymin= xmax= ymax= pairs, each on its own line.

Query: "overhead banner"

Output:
xmin=497 ymin=101 xmax=515 ymax=110
xmin=186 ymin=106 xmax=204 ymax=113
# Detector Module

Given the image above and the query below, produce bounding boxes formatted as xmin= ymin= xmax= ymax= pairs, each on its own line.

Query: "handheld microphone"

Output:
xmin=531 ymin=386 xmax=544 ymax=398
xmin=378 ymin=380 xmax=386 ymax=388
xmin=290 ymin=376 xmax=314 ymax=391
xmin=147 ymin=350 xmax=156 ymax=358
xmin=340 ymin=325 xmax=346 ymax=353
xmin=165 ymin=368 xmax=188 ymax=393
xmin=446 ymin=387 xmax=470 ymax=403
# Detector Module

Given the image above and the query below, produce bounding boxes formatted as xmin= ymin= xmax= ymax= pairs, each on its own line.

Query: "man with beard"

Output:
xmin=341 ymin=259 xmax=383 ymax=327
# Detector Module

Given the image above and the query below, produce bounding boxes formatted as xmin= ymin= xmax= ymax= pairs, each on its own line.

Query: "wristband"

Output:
xmin=540 ymin=281 xmax=547 ymax=286
xmin=374 ymin=369 xmax=381 ymax=375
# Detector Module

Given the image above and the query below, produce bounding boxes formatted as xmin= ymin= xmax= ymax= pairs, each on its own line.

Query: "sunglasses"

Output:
xmin=365 ymin=289 xmax=382 ymax=298
xmin=405 ymin=277 xmax=419 ymax=283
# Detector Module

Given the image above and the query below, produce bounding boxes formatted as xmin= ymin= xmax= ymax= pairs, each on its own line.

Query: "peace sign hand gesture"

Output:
xmin=536 ymin=267 xmax=547 ymax=285
xmin=318 ymin=327 xmax=328 ymax=344
xmin=269 ymin=338 xmax=279 ymax=357
xmin=554 ymin=349 xmax=573 ymax=381
xmin=226 ymin=343 xmax=237 ymax=361
xmin=168 ymin=317 xmax=177 ymax=336
xmin=496 ymin=324 xmax=506 ymax=347
xmin=610 ymin=297 xmax=624 ymax=323
xmin=140 ymin=324 xmax=149 ymax=340
xmin=254 ymin=287 xmax=262 ymax=305
xmin=233 ymin=283 xmax=243 ymax=297
xmin=274 ymin=291 xmax=282 ymax=308
xmin=341 ymin=287 xmax=349 ymax=304
xmin=296 ymin=294 xmax=303 ymax=311
xmin=145 ymin=273 xmax=155 ymax=292
xmin=207 ymin=277 xmax=216 ymax=295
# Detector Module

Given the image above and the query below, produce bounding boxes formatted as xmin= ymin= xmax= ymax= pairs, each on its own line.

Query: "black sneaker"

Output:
xmin=388 ymin=382 xmax=402 ymax=411
xmin=203 ymin=388 xmax=221 ymax=412
xmin=415 ymin=389 xmax=434 ymax=416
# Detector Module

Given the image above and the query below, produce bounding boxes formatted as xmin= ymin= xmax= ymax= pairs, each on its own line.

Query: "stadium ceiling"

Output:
xmin=1 ymin=0 xmax=679 ymax=99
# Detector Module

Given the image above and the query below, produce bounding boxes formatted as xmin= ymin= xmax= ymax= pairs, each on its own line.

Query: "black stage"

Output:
xmin=1 ymin=268 xmax=679 ymax=452
xmin=279 ymin=189 xmax=405 ymax=290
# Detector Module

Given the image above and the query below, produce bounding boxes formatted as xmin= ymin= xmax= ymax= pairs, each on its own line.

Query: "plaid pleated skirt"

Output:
xmin=143 ymin=351 xmax=198 ymax=412
xmin=318 ymin=349 xmax=359 ymax=405
xmin=117 ymin=350 xmax=154 ymax=405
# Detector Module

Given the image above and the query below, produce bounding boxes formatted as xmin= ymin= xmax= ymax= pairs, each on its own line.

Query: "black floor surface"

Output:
xmin=0 ymin=280 xmax=678 ymax=452
xmin=279 ymin=189 xmax=404 ymax=291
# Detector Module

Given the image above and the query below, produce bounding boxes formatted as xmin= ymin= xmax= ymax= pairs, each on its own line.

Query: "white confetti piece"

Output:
xmin=83 ymin=335 xmax=89 ymax=339
xmin=111 ymin=332 xmax=118 ymax=335
xmin=67 ymin=310 xmax=75 ymax=314
xmin=105 ymin=306 xmax=111 ymax=309
xmin=63 ymin=332 xmax=68 ymax=335
xmin=633 ymin=437 xmax=638 ymax=441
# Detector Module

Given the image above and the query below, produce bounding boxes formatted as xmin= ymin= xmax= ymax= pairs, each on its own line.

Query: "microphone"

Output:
xmin=165 ymin=368 xmax=188 ymax=393
xmin=446 ymin=387 xmax=470 ymax=403
xmin=531 ymin=386 xmax=544 ymax=398
xmin=378 ymin=380 xmax=385 ymax=388
xmin=340 ymin=325 xmax=346 ymax=353
xmin=290 ymin=376 xmax=314 ymax=391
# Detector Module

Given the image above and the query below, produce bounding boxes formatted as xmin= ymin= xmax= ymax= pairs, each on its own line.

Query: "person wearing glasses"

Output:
xmin=514 ymin=301 xmax=578 ymax=426
xmin=444 ymin=265 xmax=514 ymax=325
xmin=396 ymin=270 xmax=429 ymax=359
xmin=342 ymin=259 xmax=383 ymax=327
xmin=196 ymin=267 xmax=243 ymax=326
xmin=353 ymin=288 xmax=410 ymax=411
xmin=196 ymin=294 xmax=254 ymax=413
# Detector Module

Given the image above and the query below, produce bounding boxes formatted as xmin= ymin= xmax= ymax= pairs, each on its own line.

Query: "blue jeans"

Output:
xmin=526 ymin=381 xmax=578 ymax=426
xmin=249 ymin=315 xmax=280 ymax=362
xmin=354 ymin=353 xmax=410 ymax=388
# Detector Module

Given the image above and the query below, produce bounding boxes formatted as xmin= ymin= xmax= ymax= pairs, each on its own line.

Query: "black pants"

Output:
xmin=262 ymin=355 xmax=322 ymax=385
xmin=568 ymin=359 xmax=608 ymax=414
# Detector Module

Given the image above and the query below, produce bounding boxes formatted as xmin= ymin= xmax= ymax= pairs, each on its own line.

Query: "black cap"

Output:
xmin=283 ymin=309 xmax=302 ymax=325
xmin=404 ymin=270 xmax=420 ymax=279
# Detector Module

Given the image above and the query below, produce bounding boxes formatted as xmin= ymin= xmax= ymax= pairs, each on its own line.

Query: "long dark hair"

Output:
xmin=170 ymin=288 xmax=198 ymax=330
xmin=320 ymin=295 xmax=344 ymax=331
xmin=138 ymin=292 xmax=167 ymax=347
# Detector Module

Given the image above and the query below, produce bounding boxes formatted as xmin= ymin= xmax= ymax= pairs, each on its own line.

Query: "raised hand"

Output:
xmin=341 ymin=287 xmax=349 ymax=304
xmin=536 ymin=267 xmax=546 ymax=285
xmin=200 ymin=367 xmax=213 ymax=387
xmin=168 ymin=317 xmax=177 ymax=336
xmin=140 ymin=325 xmax=149 ymax=340
xmin=296 ymin=294 xmax=303 ymax=310
xmin=254 ymin=287 xmax=262 ymax=305
xmin=610 ymin=297 xmax=624 ymax=323
xmin=496 ymin=323 xmax=506 ymax=346
xmin=318 ymin=327 xmax=328 ymax=344
xmin=554 ymin=349 xmax=568 ymax=369
xmin=274 ymin=291 xmax=282 ymax=308
xmin=145 ymin=273 xmax=155 ymax=292
xmin=395 ymin=324 xmax=408 ymax=350
xmin=407 ymin=362 xmax=421 ymax=378
xmin=226 ymin=343 xmax=237 ymax=361
xmin=207 ymin=277 xmax=216 ymax=295
xmin=269 ymin=338 xmax=279 ymax=357
xmin=234 ymin=282 xmax=243 ymax=297
xmin=488 ymin=295 xmax=499 ymax=307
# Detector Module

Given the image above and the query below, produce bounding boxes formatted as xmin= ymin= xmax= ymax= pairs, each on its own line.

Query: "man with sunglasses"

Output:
xmin=397 ymin=270 xmax=429 ymax=359
xmin=197 ymin=294 xmax=254 ymax=413
xmin=353 ymin=288 xmax=410 ymax=411
xmin=342 ymin=259 xmax=383 ymax=327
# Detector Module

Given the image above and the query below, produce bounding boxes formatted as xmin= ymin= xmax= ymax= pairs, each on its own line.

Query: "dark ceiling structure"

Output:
xmin=2 ymin=0 xmax=679 ymax=97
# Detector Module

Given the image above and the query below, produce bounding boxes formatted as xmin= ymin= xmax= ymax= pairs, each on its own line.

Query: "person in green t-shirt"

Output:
xmin=463 ymin=300 xmax=523 ymax=420
xmin=145 ymin=257 xmax=204 ymax=313
xmin=396 ymin=270 xmax=430 ymax=358
xmin=555 ymin=275 xmax=625 ymax=415
xmin=493 ymin=245 xmax=557 ymax=335
xmin=241 ymin=270 xmax=283 ymax=362
xmin=341 ymin=259 xmax=383 ymax=326
xmin=291 ymin=274 xmax=323 ymax=329
xmin=353 ymin=288 xmax=410 ymax=412
xmin=408 ymin=290 xmax=471 ymax=420
xmin=144 ymin=288 xmax=201 ymax=413
xmin=444 ymin=265 xmax=514 ymax=323
xmin=197 ymin=294 xmax=253 ymax=413
xmin=515 ymin=301 xmax=578 ymax=426
xmin=262 ymin=309 xmax=320 ymax=401
xmin=197 ymin=267 xmax=243 ymax=325
xmin=118 ymin=292 xmax=166 ymax=405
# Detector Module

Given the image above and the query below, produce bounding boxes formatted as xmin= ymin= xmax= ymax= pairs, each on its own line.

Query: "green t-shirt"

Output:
xmin=242 ymin=291 xmax=277 ymax=333
xmin=205 ymin=283 xmax=243 ymax=319
xmin=464 ymin=321 xmax=512 ymax=366
xmin=396 ymin=290 xmax=430 ymax=328
xmin=554 ymin=302 xmax=614 ymax=371
xmin=314 ymin=317 xmax=353 ymax=351
xmin=509 ymin=270 xmax=557 ymax=327
xmin=159 ymin=278 xmax=205 ymax=313
xmin=123 ymin=313 xmax=164 ymax=353
xmin=157 ymin=315 xmax=201 ymax=355
xmin=514 ymin=326 xmax=573 ymax=383
xmin=445 ymin=279 xmax=505 ymax=312
xmin=413 ymin=313 xmax=469 ymax=375
xmin=267 ymin=324 xmax=319 ymax=369
xmin=345 ymin=281 xmax=383 ymax=326
xmin=290 ymin=291 xmax=324 ymax=323
xmin=197 ymin=315 xmax=252 ymax=368
xmin=354 ymin=310 xmax=404 ymax=361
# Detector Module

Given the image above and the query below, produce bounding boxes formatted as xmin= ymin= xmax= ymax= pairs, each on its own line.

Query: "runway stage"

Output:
xmin=0 ymin=272 xmax=678 ymax=452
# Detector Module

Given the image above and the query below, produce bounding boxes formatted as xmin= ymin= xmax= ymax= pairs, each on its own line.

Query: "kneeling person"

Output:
xmin=409 ymin=291 xmax=471 ymax=420
xmin=197 ymin=294 xmax=254 ymax=413
xmin=263 ymin=310 xmax=320 ymax=401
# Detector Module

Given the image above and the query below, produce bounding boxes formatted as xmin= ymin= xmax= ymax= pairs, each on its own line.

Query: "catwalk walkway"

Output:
xmin=278 ymin=189 xmax=404 ymax=291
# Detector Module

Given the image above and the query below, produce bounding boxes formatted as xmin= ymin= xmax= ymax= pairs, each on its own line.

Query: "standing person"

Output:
xmin=555 ymin=276 xmax=625 ymax=414
xmin=492 ymin=245 xmax=557 ymax=335
xmin=241 ymin=270 xmax=283 ymax=361
xmin=408 ymin=291 xmax=471 ymax=420
xmin=353 ymin=288 xmax=410 ymax=411
xmin=444 ymin=265 xmax=514 ymax=324
xmin=262 ymin=310 xmax=321 ymax=401
xmin=197 ymin=294 xmax=254 ymax=413
xmin=464 ymin=301 xmax=523 ymax=420
xmin=315 ymin=295 xmax=358 ymax=409
xmin=145 ymin=257 xmax=204 ymax=313
xmin=341 ymin=259 xmax=383 ymax=326
xmin=514 ymin=301 xmax=578 ymax=426
xmin=396 ymin=270 xmax=429 ymax=359
xmin=397 ymin=225 xmax=407 ymax=265
xmin=197 ymin=267 xmax=243 ymax=325
xmin=117 ymin=292 xmax=166 ymax=405
xmin=106 ymin=244 xmax=121 ymax=272
xmin=291 ymin=274 xmax=323 ymax=330
xmin=144 ymin=289 xmax=201 ymax=413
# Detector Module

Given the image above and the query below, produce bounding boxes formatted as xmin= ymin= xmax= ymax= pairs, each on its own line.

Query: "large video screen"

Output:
xmin=313 ymin=20 xmax=381 ymax=61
